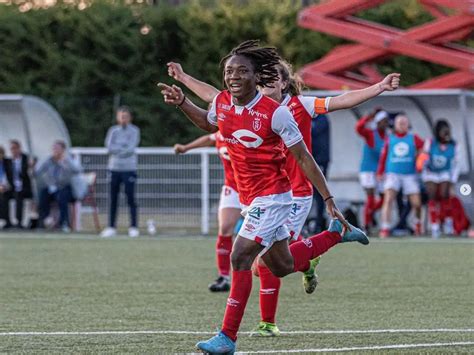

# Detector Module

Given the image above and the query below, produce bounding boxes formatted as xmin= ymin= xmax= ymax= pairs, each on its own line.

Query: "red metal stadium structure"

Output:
xmin=297 ymin=0 xmax=474 ymax=89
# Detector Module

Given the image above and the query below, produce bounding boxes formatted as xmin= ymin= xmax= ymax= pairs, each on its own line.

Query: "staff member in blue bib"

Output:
xmin=417 ymin=120 xmax=459 ymax=238
xmin=377 ymin=114 xmax=424 ymax=238
xmin=356 ymin=109 xmax=389 ymax=232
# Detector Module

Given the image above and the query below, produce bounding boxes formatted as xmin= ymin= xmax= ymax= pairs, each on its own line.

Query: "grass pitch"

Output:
xmin=0 ymin=233 xmax=473 ymax=353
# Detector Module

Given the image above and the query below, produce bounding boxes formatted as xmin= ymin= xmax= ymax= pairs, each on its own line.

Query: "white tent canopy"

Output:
xmin=0 ymin=95 xmax=70 ymax=160
xmin=307 ymin=89 xmax=474 ymax=218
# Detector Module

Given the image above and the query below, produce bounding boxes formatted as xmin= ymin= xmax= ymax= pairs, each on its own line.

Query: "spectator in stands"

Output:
xmin=377 ymin=114 xmax=424 ymax=238
xmin=8 ymin=140 xmax=33 ymax=228
xmin=0 ymin=146 xmax=13 ymax=229
xmin=356 ymin=109 xmax=389 ymax=233
xmin=35 ymin=140 xmax=80 ymax=232
xmin=417 ymin=119 xmax=460 ymax=237
xmin=311 ymin=113 xmax=330 ymax=233
xmin=101 ymin=106 xmax=140 ymax=238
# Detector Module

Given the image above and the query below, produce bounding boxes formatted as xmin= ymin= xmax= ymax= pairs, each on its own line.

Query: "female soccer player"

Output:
xmin=417 ymin=119 xmax=459 ymax=237
xmin=174 ymin=132 xmax=240 ymax=292
xmin=168 ymin=59 xmax=400 ymax=337
xmin=377 ymin=114 xmax=424 ymax=238
xmin=159 ymin=40 xmax=369 ymax=354
xmin=356 ymin=109 xmax=390 ymax=233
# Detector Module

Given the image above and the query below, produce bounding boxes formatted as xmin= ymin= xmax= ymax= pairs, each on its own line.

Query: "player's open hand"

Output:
xmin=173 ymin=144 xmax=187 ymax=154
xmin=326 ymin=198 xmax=351 ymax=234
xmin=157 ymin=83 xmax=185 ymax=106
xmin=167 ymin=62 xmax=185 ymax=82
xmin=379 ymin=73 xmax=400 ymax=91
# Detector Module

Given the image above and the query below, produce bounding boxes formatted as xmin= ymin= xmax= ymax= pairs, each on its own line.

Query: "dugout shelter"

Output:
xmin=0 ymin=95 xmax=70 ymax=160
xmin=309 ymin=89 xmax=474 ymax=219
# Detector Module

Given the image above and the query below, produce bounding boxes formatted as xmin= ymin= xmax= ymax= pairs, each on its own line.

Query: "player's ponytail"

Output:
xmin=276 ymin=60 xmax=304 ymax=97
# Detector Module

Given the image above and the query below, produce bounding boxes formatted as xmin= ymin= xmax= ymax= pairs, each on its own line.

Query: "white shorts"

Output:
xmin=287 ymin=195 xmax=313 ymax=240
xmin=239 ymin=191 xmax=293 ymax=253
xmin=219 ymin=185 xmax=241 ymax=210
xmin=384 ymin=173 xmax=420 ymax=195
xmin=421 ymin=170 xmax=451 ymax=184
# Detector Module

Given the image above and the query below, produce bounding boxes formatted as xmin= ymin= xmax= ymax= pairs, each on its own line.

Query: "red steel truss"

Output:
xmin=297 ymin=0 xmax=474 ymax=89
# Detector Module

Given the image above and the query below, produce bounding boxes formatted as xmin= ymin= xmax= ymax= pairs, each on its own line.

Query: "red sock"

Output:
xmin=290 ymin=231 xmax=341 ymax=272
xmin=216 ymin=235 xmax=233 ymax=277
xmin=221 ymin=270 xmax=252 ymax=341
xmin=364 ymin=195 xmax=376 ymax=227
xmin=440 ymin=198 xmax=453 ymax=221
xmin=428 ymin=200 xmax=440 ymax=224
xmin=258 ymin=264 xmax=281 ymax=324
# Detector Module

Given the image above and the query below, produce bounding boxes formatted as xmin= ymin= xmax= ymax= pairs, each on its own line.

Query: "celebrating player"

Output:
xmin=159 ymin=40 xmax=369 ymax=354
xmin=356 ymin=109 xmax=390 ymax=233
xmin=417 ymin=119 xmax=459 ymax=237
xmin=168 ymin=57 xmax=400 ymax=337
xmin=174 ymin=132 xmax=240 ymax=291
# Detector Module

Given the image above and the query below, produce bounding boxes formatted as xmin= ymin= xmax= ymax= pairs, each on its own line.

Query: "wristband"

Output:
xmin=324 ymin=195 xmax=334 ymax=202
xmin=177 ymin=95 xmax=186 ymax=107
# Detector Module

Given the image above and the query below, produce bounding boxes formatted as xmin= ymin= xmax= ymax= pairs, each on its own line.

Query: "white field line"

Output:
xmin=1 ymin=328 xmax=473 ymax=336
xmin=1 ymin=234 xmax=473 ymax=244
xmin=236 ymin=341 xmax=474 ymax=354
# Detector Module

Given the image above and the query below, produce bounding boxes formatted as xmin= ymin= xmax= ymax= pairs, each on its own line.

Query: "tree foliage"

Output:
xmin=0 ymin=0 xmax=460 ymax=146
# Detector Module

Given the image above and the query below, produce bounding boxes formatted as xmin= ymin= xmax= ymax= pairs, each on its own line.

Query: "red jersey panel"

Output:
xmin=210 ymin=91 xmax=300 ymax=206
xmin=285 ymin=95 xmax=329 ymax=197
xmin=213 ymin=131 xmax=238 ymax=191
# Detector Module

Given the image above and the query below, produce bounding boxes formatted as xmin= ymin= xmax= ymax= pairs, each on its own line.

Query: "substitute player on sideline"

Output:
xmin=174 ymin=132 xmax=240 ymax=291
xmin=356 ymin=109 xmax=390 ymax=233
xmin=167 ymin=58 xmax=401 ymax=337
xmin=159 ymin=40 xmax=370 ymax=354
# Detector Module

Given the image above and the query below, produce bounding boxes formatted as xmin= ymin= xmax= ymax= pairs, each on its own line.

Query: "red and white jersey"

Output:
xmin=283 ymin=94 xmax=330 ymax=197
xmin=208 ymin=91 xmax=302 ymax=206
xmin=209 ymin=131 xmax=238 ymax=191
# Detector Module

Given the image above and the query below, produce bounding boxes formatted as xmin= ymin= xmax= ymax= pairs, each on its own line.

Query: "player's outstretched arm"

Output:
xmin=288 ymin=141 xmax=351 ymax=232
xmin=328 ymin=73 xmax=401 ymax=112
xmin=157 ymin=83 xmax=218 ymax=133
xmin=174 ymin=134 xmax=215 ymax=154
xmin=168 ymin=62 xmax=220 ymax=104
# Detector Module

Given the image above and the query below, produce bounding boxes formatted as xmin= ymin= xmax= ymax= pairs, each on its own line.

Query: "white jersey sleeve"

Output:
xmin=271 ymin=105 xmax=303 ymax=148
xmin=451 ymin=143 xmax=461 ymax=183
xmin=207 ymin=95 xmax=219 ymax=126
xmin=298 ymin=95 xmax=331 ymax=118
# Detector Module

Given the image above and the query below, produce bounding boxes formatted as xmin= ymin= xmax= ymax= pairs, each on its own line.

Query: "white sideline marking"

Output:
xmin=236 ymin=341 xmax=474 ymax=354
xmin=1 ymin=328 xmax=473 ymax=336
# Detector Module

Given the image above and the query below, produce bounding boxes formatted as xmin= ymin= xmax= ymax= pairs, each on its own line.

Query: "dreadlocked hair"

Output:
xmin=220 ymin=40 xmax=281 ymax=88
xmin=276 ymin=60 xmax=304 ymax=96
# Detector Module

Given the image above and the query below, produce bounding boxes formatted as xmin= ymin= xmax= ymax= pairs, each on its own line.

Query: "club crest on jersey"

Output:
xmin=253 ymin=118 xmax=262 ymax=131
xmin=232 ymin=129 xmax=264 ymax=148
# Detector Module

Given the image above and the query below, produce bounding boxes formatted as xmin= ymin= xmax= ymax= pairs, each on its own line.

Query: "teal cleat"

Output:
xmin=302 ymin=256 xmax=320 ymax=294
xmin=196 ymin=332 xmax=235 ymax=354
xmin=329 ymin=219 xmax=369 ymax=245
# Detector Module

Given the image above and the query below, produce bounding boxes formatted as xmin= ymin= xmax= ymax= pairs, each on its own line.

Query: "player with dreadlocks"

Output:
xmin=158 ymin=40 xmax=369 ymax=354
xmin=167 ymin=59 xmax=400 ymax=339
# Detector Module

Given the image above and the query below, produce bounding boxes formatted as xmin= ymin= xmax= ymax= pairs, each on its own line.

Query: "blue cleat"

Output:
xmin=329 ymin=219 xmax=369 ymax=245
xmin=196 ymin=332 xmax=236 ymax=354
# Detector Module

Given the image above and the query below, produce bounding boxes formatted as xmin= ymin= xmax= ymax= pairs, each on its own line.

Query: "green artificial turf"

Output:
xmin=1 ymin=233 xmax=473 ymax=353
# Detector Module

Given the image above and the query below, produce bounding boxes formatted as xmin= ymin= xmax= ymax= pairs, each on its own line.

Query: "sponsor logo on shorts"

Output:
xmin=244 ymin=223 xmax=256 ymax=232
xmin=248 ymin=207 xmax=265 ymax=220
xmin=291 ymin=203 xmax=301 ymax=216
xmin=227 ymin=298 xmax=240 ymax=307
